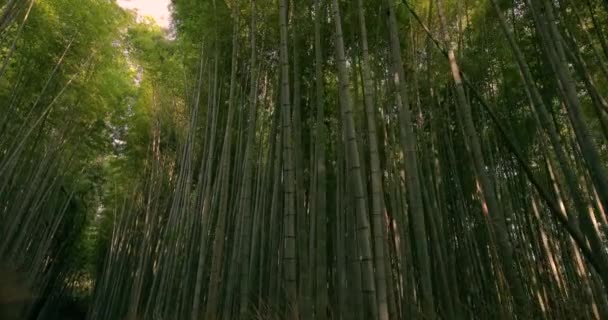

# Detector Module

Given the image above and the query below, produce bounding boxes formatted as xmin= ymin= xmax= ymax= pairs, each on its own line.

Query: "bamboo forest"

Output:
xmin=3 ymin=0 xmax=608 ymax=319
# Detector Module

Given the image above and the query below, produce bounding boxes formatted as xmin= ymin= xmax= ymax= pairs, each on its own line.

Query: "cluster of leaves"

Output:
xmin=0 ymin=0 xmax=163 ymax=316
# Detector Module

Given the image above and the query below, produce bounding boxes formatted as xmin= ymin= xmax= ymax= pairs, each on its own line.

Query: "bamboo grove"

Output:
xmin=1 ymin=0 xmax=608 ymax=319
xmin=0 ymin=0 xmax=136 ymax=318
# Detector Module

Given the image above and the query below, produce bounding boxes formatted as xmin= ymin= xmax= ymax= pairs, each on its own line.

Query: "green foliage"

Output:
xmin=2 ymin=0 xmax=608 ymax=318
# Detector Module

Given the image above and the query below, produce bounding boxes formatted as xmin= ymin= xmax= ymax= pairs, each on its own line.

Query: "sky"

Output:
xmin=117 ymin=0 xmax=171 ymax=29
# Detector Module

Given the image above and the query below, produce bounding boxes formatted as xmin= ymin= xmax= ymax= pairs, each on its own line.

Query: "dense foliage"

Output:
xmin=1 ymin=0 xmax=608 ymax=319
